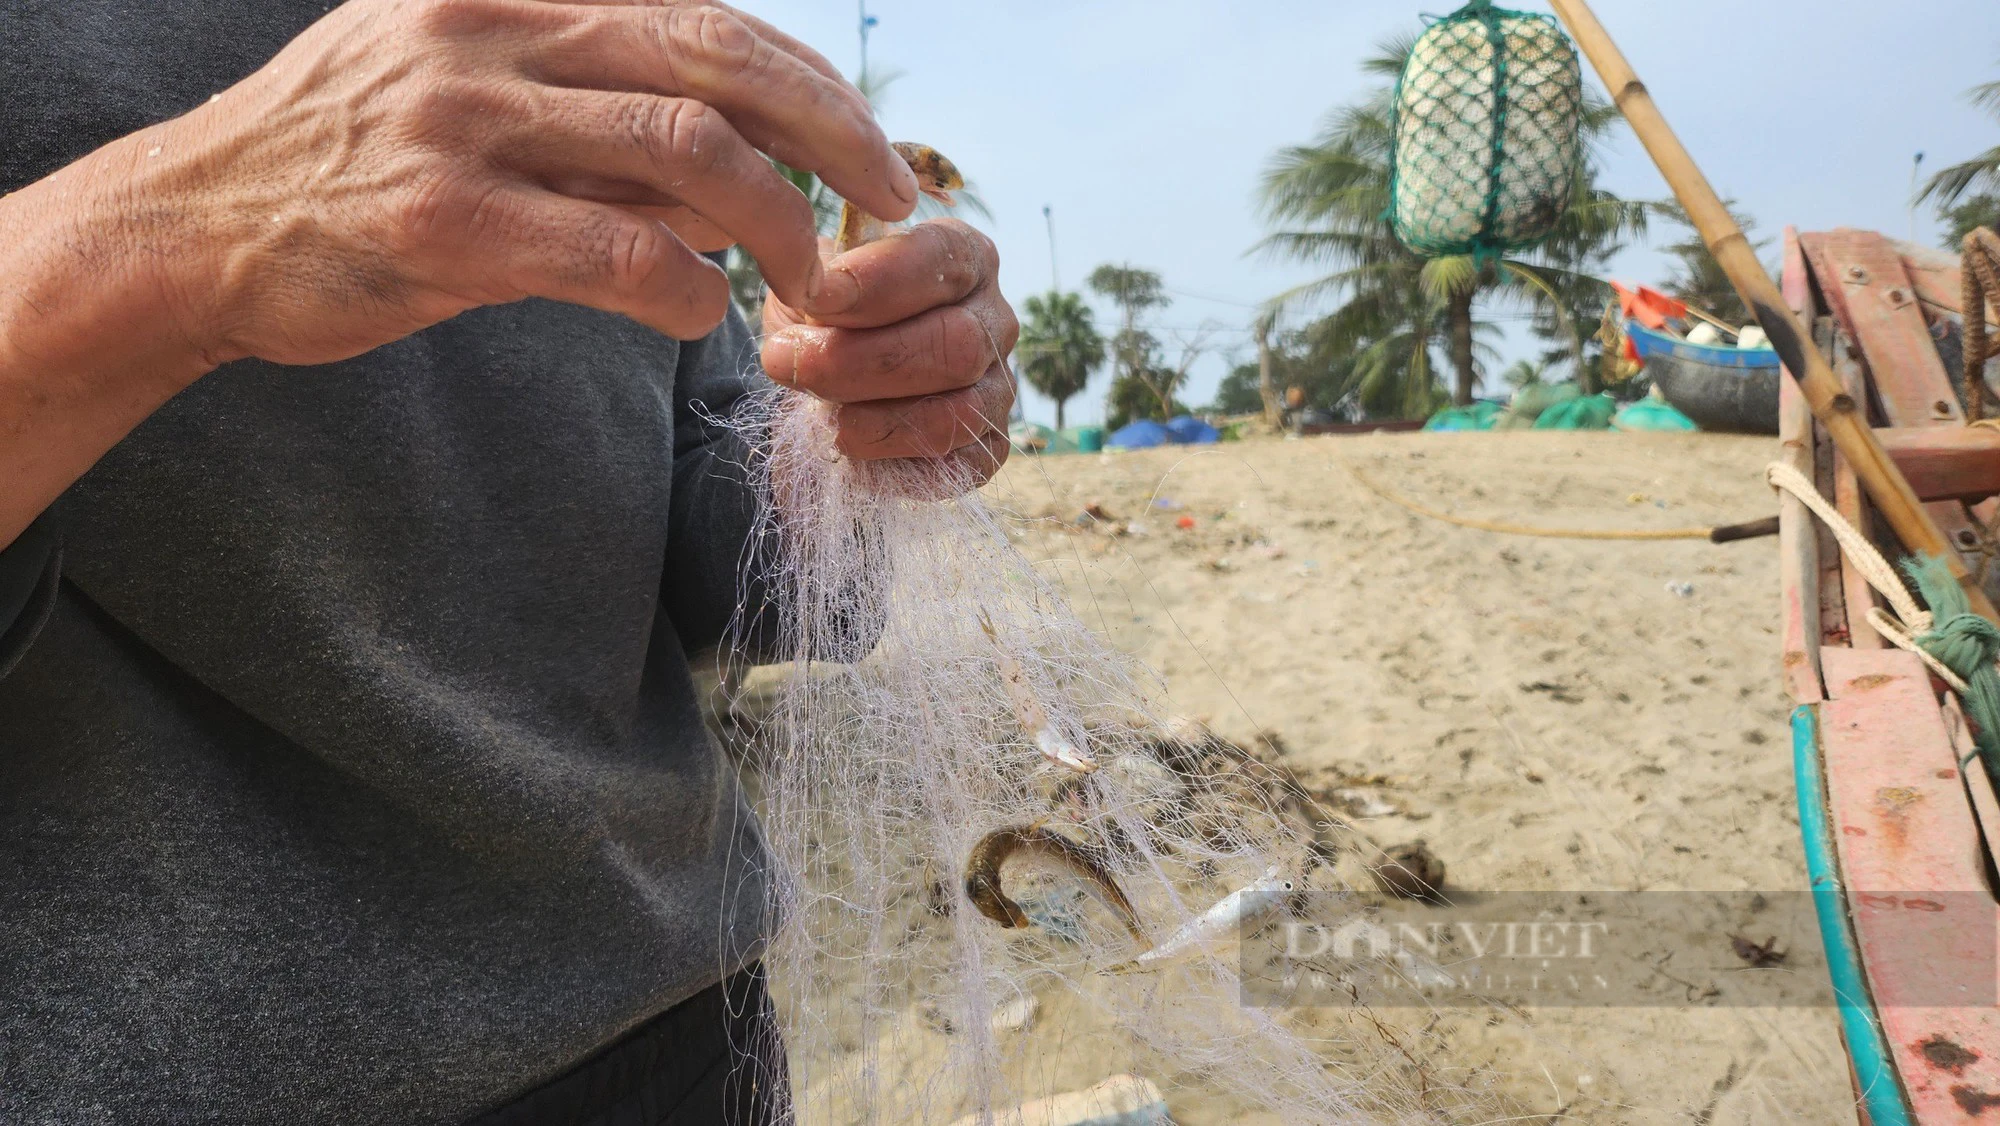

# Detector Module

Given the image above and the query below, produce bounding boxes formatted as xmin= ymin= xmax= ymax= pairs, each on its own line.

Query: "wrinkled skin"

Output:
xmin=0 ymin=0 xmax=1015 ymax=545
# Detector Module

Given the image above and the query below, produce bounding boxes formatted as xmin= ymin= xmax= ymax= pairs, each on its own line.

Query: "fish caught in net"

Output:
xmin=706 ymin=386 xmax=1507 ymax=1123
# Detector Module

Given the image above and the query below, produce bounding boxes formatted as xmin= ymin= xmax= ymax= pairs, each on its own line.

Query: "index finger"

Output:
xmin=535 ymin=1 xmax=916 ymax=219
xmin=543 ymin=0 xmax=856 ymax=107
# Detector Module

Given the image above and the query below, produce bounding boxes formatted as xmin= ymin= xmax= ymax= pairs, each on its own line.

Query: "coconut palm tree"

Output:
xmin=1255 ymin=34 xmax=1648 ymax=408
xmin=1919 ymin=66 xmax=2000 ymax=246
xmin=1016 ymin=292 xmax=1105 ymax=430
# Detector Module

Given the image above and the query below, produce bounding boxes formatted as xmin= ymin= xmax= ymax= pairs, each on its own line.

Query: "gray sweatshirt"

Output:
xmin=0 ymin=3 xmax=785 ymax=1121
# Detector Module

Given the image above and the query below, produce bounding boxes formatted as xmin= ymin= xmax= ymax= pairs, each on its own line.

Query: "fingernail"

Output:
xmin=891 ymin=160 xmax=918 ymax=206
xmin=804 ymin=259 xmax=825 ymax=305
xmin=809 ymin=266 xmax=861 ymax=316
xmin=764 ymin=328 xmax=804 ymax=385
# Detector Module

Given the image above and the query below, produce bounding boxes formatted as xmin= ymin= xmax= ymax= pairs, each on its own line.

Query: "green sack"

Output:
xmin=1533 ymin=392 xmax=1616 ymax=431
xmin=1613 ymin=398 xmax=1698 ymax=432
xmin=1504 ymin=379 xmax=1579 ymax=424
xmin=1423 ymin=401 xmax=1504 ymax=432
xmin=1389 ymin=0 xmax=1585 ymax=260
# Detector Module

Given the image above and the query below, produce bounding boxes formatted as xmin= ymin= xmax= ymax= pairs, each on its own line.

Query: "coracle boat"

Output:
xmin=1627 ymin=319 xmax=1782 ymax=434
xmin=1778 ymin=225 xmax=2000 ymax=1122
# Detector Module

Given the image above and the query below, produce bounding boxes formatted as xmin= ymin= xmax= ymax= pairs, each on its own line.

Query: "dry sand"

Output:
xmin=964 ymin=430 xmax=1855 ymax=1124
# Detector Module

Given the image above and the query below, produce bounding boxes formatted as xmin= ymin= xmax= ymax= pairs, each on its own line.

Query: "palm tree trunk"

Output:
xmin=1256 ymin=320 xmax=1281 ymax=430
xmin=1055 ymin=398 xmax=1066 ymax=431
xmin=1447 ymin=286 xmax=1476 ymax=406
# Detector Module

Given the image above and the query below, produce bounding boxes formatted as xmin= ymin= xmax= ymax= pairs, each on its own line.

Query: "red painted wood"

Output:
xmin=1781 ymin=228 xmax=1826 ymax=703
xmin=1820 ymin=648 xmax=2000 ymax=1120
xmin=1878 ymin=428 xmax=2000 ymax=503
xmin=1802 ymin=229 xmax=1964 ymax=426
xmin=1802 ymin=229 xmax=1988 ymax=585
xmin=1834 ymin=331 xmax=1884 ymax=649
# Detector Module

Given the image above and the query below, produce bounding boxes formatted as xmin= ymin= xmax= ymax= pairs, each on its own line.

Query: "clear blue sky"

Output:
xmin=755 ymin=0 xmax=1999 ymax=424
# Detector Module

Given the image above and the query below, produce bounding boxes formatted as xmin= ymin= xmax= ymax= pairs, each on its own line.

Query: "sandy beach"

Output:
xmin=964 ymin=429 xmax=1856 ymax=1124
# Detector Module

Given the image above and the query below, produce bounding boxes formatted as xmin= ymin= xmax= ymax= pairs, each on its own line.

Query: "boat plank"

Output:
xmin=1780 ymin=228 xmax=1825 ymax=703
xmin=1811 ymin=317 xmax=1852 ymax=648
xmin=1802 ymin=229 xmax=1964 ymax=426
xmin=1879 ymin=427 xmax=2000 ymax=502
xmin=1832 ymin=330 xmax=1882 ymax=649
xmin=1819 ymin=648 xmax=2000 ymax=1121
xmin=1894 ymin=237 xmax=1997 ymax=330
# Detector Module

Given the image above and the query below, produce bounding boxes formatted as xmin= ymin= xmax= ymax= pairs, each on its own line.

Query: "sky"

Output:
xmin=754 ymin=0 xmax=1999 ymax=425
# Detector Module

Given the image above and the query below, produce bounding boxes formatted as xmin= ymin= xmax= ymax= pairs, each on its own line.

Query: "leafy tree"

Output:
xmin=1210 ymin=362 xmax=1268 ymax=415
xmin=1498 ymin=359 xmax=1547 ymax=390
xmin=1016 ymin=291 xmax=1105 ymax=430
xmin=1256 ymin=35 xmax=1648 ymax=408
xmin=1656 ymin=201 xmax=1767 ymax=327
xmin=1941 ymin=192 xmax=2000 ymax=247
xmin=1087 ymin=264 xmax=1175 ymax=427
xmin=1919 ymin=66 xmax=2000 ymax=247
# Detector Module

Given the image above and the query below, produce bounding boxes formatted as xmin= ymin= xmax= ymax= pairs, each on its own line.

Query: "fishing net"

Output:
xmin=1388 ymin=0 xmax=1584 ymax=260
xmin=708 ymin=388 xmax=1509 ymax=1123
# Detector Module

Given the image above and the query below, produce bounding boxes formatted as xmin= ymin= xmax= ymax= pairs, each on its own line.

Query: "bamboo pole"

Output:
xmin=1547 ymin=0 xmax=2000 ymax=624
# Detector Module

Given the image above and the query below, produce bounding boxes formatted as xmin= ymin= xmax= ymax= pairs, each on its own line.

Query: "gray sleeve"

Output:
xmin=663 ymin=294 xmax=786 ymax=659
xmin=0 ymin=505 xmax=63 ymax=681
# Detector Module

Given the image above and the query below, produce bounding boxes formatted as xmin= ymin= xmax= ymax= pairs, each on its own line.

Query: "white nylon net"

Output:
xmin=713 ymin=390 xmax=1501 ymax=1124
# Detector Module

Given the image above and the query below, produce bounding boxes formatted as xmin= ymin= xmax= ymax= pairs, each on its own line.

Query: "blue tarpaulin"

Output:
xmin=1163 ymin=415 xmax=1221 ymax=444
xmin=1106 ymin=419 xmax=1173 ymax=449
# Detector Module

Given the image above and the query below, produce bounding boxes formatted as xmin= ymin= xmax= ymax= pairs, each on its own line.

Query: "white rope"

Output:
xmin=1765 ymin=460 xmax=1971 ymax=691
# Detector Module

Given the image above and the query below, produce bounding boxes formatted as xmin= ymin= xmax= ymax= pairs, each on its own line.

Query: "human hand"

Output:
xmin=759 ymin=220 xmax=1018 ymax=490
xmin=73 ymin=0 xmax=918 ymax=368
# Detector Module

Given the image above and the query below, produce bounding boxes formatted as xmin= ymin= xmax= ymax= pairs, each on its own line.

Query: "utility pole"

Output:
xmin=1042 ymin=205 xmax=1060 ymax=293
xmin=858 ymin=1 xmax=878 ymax=83
xmin=1910 ymin=152 xmax=1925 ymax=242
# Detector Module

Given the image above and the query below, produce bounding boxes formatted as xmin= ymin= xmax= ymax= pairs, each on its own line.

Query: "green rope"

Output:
xmin=1905 ymin=554 xmax=2000 ymax=778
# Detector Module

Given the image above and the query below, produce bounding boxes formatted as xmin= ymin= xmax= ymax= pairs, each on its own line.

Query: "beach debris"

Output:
xmin=946 ymin=1075 xmax=1169 ymax=1126
xmin=1371 ymin=840 xmax=1447 ymax=903
xmin=981 ymin=612 xmax=1098 ymax=774
xmin=1728 ymin=933 xmax=1787 ymax=968
xmin=1332 ymin=788 xmax=1401 ymax=819
xmin=1110 ymin=869 xmax=1293 ymax=972
xmin=1666 ymin=580 xmax=1695 ymax=598
xmin=1124 ymin=520 xmax=1151 ymax=538
xmin=1153 ymin=498 xmax=1182 ymax=511
xmin=1204 ymin=556 xmax=1232 ymax=573
xmin=1520 ymin=680 xmax=1582 ymax=703
xmin=1082 ymin=501 xmax=1116 ymax=523
xmin=989 ymin=992 xmax=1040 ymax=1034
xmin=1175 ymin=515 xmax=1197 ymax=531
xmin=964 ymin=824 xmax=1150 ymax=949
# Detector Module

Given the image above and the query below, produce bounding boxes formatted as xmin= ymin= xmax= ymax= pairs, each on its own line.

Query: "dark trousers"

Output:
xmin=467 ymin=965 xmax=790 ymax=1126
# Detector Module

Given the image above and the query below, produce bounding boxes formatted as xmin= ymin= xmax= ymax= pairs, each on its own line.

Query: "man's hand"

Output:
xmin=759 ymin=220 xmax=1018 ymax=489
xmin=46 ymin=0 xmax=920 ymax=369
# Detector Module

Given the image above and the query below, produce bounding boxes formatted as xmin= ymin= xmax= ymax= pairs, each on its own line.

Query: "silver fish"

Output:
xmin=1109 ymin=869 xmax=1293 ymax=972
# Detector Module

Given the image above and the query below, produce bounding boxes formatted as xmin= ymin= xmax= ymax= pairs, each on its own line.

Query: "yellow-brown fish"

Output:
xmin=964 ymin=824 xmax=1149 ymax=949
xmin=834 ymin=142 xmax=966 ymax=253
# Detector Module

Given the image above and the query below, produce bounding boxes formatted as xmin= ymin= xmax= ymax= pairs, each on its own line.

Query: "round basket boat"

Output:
xmin=1627 ymin=321 xmax=1781 ymax=434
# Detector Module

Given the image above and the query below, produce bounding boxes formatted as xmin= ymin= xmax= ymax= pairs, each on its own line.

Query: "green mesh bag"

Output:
xmin=1389 ymin=0 xmax=1584 ymax=260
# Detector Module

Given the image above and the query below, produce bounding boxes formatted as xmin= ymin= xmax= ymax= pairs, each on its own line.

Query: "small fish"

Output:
xmin=964 ymin=823 xmax=1149 ymax=949
xmin=1109 ymin=869 xmax=1294 ymax=972
xmin=834 ymin=142 xmax=965 ymax=253
xmin=979 ymin=612 xmax=1097 ymax=774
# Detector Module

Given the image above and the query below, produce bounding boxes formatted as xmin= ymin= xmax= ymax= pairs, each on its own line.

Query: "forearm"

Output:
xmin=0 ymin=122 xmax=219 ymax=547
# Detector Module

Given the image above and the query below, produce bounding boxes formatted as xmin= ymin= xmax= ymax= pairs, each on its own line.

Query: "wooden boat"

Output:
xmin=1778 ymin=226 xmax=2000 ymax=1123
xmin=1626 ymin=320 xmax=1782 ymax=433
